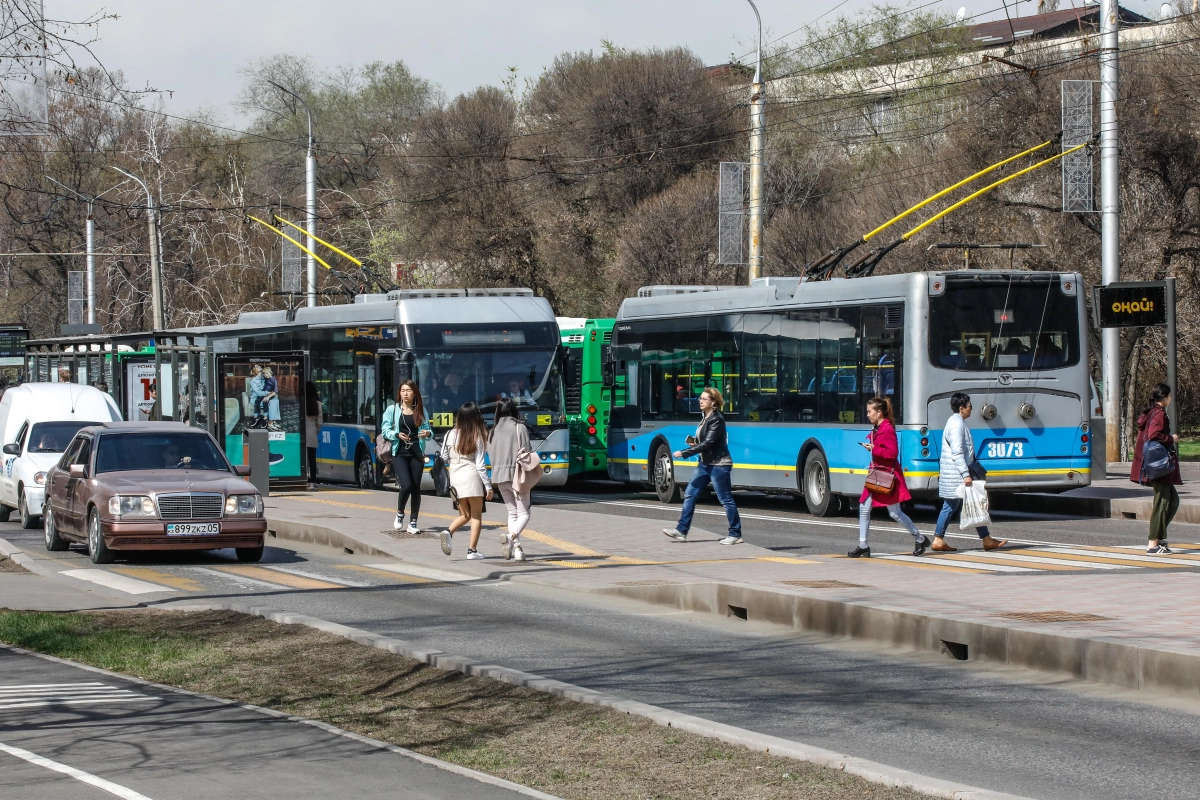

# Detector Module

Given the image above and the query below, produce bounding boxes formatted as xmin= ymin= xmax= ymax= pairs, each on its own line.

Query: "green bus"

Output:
xmin=558 ymin=318 xmax=623 ymax=477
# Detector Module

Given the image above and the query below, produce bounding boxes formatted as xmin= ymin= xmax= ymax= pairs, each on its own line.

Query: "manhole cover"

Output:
xmin=780 ymin=580 xmax=866 ymax=589
xmin=617 ymin=580 xmax=683 ymax=586
xmin=998 ymin=611 xmax=1111 ymax=623
xmin=381 ymin=529 xmax=421 ymax=538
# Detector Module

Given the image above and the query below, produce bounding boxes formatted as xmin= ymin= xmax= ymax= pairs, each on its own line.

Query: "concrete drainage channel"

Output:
xmin=596 ymin=581 xmax=1200 ymax=697
xmin=263 ymin=517 xmax=1200 ymax=698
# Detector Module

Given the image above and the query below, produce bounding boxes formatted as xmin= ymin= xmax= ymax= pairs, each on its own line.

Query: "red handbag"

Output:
xmin=864 ymin=464 xmax=895 ymax=494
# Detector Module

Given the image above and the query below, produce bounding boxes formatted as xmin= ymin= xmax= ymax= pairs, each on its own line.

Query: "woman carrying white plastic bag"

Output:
xmin=957 ymin=479 xmax=992 ymax=530
xmin=931 ymin=392 xmax=1006 ymax=551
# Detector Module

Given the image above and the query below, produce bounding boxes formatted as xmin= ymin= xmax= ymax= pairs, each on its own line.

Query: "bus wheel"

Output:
xmin=652 ymin=444 xmax=680 ymax=504
xmin=803 ymin=450 xmax=837 ymax=517
xmin=355 ymin=451 xmax=374 ymax=489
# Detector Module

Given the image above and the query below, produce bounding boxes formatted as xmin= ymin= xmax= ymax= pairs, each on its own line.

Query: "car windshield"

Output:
xmin=95 ymin=433 xmax=230 ymax=474
xmin=28 ymin=422 xmax=102 ymax=453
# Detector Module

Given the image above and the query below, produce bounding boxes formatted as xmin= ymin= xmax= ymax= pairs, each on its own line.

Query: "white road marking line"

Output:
xmin=0 ymin=741 xmax=155 ymax=800
xmin=876 ymin=554 xmax=1038 ymax=572
xmin=0 ymin=682 xmax=151 ymax=712
xmin=186 ymin=567 xmax=288 ymax=590
xmin=0 ymin=697 xmax=152 ymax=711
xmin=1035 ymin=546 xmax=1186 ymax=565
xmin=59 ymin=569 xmax=177 ymax=595
xmin=541 ymin=493 xmax=1067 ymax=547
xmin=954 ymin=552 xmax=1134 ymax=569
xmin=261 ymin=564 xmax=370 ymax=587
xmin=363 ymin=563 xmax=479 ymax=583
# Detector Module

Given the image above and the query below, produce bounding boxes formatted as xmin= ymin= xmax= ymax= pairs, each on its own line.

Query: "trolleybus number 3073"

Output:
xmin=985 ymin=441 xmax=1025 ymax=458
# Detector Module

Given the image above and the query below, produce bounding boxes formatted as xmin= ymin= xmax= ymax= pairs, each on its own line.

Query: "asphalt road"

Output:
xmin=0 ymin=645 xmax=540 ymax=800
xmin=3 ymin=490 xmax=1200 ymax=800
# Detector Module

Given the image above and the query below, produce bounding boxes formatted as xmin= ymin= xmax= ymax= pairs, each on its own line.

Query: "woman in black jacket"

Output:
xmin=663 ymin=387 xmax=743 ymax=545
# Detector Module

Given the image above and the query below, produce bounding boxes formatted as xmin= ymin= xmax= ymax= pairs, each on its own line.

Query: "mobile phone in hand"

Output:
xmin=859 ymin=441 xmax=871 ymax=449
xmin=685 ymin=435 xmax=698 ymax=445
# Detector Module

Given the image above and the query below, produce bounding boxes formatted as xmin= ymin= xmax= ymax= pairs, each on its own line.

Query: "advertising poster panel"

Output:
xmin=219 ymin=355 xmax=303 ymax=479
xmin=125 ymin=360 xmax=157 ymax=421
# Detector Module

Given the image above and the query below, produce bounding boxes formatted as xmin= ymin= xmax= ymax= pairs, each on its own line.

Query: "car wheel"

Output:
xmin=652 ymin=443 xmax=680 ymax=504
xmin=18 ymin=490 xmax=39 ymax=529
xmin=355 ymin=450 xmax=374 ymax=489
xmin=236 ymin=545 xmax=264 ymax=563
xmin=0 ymin=504 xmax=10 ymax=522
xmin=43 ymin=504 xmax=68 ymax=551
xmin=803 ymin=450 xmax=838 ymax=518
xmin=87 ymin=509 xmax=114 ymax=564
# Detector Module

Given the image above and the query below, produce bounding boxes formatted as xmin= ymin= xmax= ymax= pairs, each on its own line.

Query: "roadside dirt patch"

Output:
xmin=0 ymin=555 xmax=28 ymax=573
xmin=0 ymin=609 xmax=933 ymax=799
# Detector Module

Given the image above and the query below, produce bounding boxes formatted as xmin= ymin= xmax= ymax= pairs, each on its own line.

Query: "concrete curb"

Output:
xmin=165 ymin=601 xmax=1035 ymax=800
xmin=0 ymin=536 xmax=39 ymax=572
xmin=592 ymin=580 xmax=1200 ymax=697
xmin=0 ymin=641 xmax=565 ymax=800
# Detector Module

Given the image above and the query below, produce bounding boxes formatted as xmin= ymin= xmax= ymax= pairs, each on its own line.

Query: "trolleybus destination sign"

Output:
xmin=1092 ymin=282 xmax=1168 ymax=328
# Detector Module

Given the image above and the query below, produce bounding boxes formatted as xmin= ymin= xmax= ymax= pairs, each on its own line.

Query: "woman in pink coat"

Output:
xmin=848 ymin=397 xmax=930 ymax=558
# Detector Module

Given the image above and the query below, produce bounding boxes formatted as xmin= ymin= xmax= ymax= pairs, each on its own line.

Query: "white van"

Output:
xmin=0 ymin=384 xmax=122 ymax=528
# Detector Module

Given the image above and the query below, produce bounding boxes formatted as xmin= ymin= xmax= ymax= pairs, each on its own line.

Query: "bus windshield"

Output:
xmin=928 ymin=276 xmax=1080 ymax=371
xmin=415 ymin=349 xmax=561 ymax=420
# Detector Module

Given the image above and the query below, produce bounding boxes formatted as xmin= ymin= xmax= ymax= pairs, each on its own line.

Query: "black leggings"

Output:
xmin=394 ymin=455 xmax=423 ymax=520
xmin=306 ymin=447 xmax=317 ymax=483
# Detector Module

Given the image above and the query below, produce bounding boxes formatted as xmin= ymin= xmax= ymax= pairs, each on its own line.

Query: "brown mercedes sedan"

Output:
xmin=42 ymin=422 xmax=267 ymax=564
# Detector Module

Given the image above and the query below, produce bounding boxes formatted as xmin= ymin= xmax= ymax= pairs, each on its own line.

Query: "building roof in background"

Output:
xmin=964 ymin=5 xmax=1154 ymax=49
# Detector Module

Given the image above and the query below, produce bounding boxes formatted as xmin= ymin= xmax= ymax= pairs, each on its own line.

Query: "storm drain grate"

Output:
xmin=998 ymin=611 xmax=1112 ymax=623
xmin=780 ymin=580 xmax=867 ymax=589
xmin=617 ymin=580 xmax=683 ymax=586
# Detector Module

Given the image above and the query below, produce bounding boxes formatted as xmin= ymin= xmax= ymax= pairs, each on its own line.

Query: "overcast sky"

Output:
xmin=49 ymin=0 xmax=1158 ymax=128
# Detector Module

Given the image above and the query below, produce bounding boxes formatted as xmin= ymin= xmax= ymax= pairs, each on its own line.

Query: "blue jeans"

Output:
xmin=935 ymin=497 xmax=990 ymax=540
xmin=676 ymin=463 xmax=741 ymax=538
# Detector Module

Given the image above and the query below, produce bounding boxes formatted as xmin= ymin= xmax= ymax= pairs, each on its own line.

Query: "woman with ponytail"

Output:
xmin=848 ymin=397 xmax=928 ymax=558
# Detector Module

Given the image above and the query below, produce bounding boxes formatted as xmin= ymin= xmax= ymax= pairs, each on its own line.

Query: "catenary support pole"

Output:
xmin=1100 ymin=0 xmax=1121 ymax=461
xmin=745 ymin=0 xmax=765 ymax=283
xmin=85 ymin=202 xmax=95 ymax=325
xmin=1166 ymin=276 xmax=1177 ymax=434
xmin=268 ymin=81 xmax=318 ymax=308
xmin=111 ymin=167 xmax=164 ymax=330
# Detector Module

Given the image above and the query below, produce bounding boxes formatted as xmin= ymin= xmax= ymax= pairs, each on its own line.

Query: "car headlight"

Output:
xmin=225 ymin=494 xmax=263 ymax=515
xmin=109 ymin=495 xmax=156 ymax=517
xmin=33 ymin=472 xmax=46 ymax=486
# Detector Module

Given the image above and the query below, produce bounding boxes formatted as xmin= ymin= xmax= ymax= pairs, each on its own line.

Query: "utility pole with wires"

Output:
xmin=44 ymin=176 xmax=128 ymax=326
xmin=268 ymin=81 xmax=318 ymax=308
xmin=745 ymin=0 xmax=766 ymax=283
xmin=1099 ymin=0 xmax=1121 ymax=462
xmin=110 ymin=167 xmax=164 ymax=330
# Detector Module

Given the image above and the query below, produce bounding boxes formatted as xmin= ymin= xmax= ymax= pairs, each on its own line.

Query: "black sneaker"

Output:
xmin=913 ymin=536 xmax=932 ymax=556
xmin=847 ymin=546 xmax=871 ymax=558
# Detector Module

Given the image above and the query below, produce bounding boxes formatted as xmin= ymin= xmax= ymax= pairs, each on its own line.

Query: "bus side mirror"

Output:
xmin=561 ymin=351 xmax=577 ymax=388
xmin=601 ymin=361 xmax=615 ymax=387
xmin=396 ymin=351 xmax=414 ymax=384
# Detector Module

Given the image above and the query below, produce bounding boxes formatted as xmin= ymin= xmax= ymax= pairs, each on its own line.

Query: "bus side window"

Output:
xmin=861 ymin=307 xmax=901 ymax=419
xmin=707 ymin=318 xmax=741 ymax=418
xmin=819 ymin=308 xmax=860 ymax=423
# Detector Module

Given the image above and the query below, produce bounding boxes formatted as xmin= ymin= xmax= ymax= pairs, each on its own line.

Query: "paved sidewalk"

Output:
xmin=265 ymin=487 xmax=1200 ymax=697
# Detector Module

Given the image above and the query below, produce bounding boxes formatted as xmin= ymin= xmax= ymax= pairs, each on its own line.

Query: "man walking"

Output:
xmin=662 ymin=387 xmax=743 ymax=545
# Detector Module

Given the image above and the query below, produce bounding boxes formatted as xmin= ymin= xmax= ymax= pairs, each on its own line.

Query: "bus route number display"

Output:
xmin=1093 ymin=283 xmax=1167 ymax=328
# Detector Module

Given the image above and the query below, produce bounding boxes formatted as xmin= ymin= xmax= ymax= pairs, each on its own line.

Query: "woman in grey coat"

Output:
xmin=487 ymin=399 xmax=531 ymax=562
xmin=931 ymin=392 xmax=1007 ymax=552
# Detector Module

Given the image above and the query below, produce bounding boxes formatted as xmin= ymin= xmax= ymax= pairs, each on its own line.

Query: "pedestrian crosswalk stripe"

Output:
xmin=878 ymin=554 xmax=1038 ymax=572
xmin=261 ymin=564 xmax=370 ymax=587
xmin=211 ymin=565 xmax=344 ymax=590
xmin=112 ymin=567 xmax=206 ymax=592
xmin=938 ymin=553 xmax=1090 ymax=570
xmin=0 ymin=682 xmax=150 ymax=711
xmin=59 ymin=569 xmax=177 ymax=595
xmin=334 ymin=564 xmax=436 ymax=583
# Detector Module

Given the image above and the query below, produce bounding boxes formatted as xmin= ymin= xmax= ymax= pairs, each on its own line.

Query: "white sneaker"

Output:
xmin=512 ymin=544 xmax=525 ymax=562
xmin=407 ymin=520 xmax=421 ymax=535
xmin=502 ymin=534 xmax=514 ymax=561
xmin=719 ymin=535 xmax=744 ymax=545
xmin=439 ymin=531 xmax=452 ymax=556
xmin=662 ymin=528 xmax=687 ymax=542
xmin=466 ymin=549 xmax=485 ymax=560
xmin=393 ymin=513 xmax=405 ymax=531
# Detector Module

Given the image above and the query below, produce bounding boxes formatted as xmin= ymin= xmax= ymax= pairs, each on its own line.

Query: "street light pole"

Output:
xmin=44 ymin=176 xmax=128 ymax=326
xmin=1099 ymin=0 xmax=1121 ymax=461
xmin=745 ymin=0 xmax=766 ymax=284
xmin=268 ymin=81 xmax=318 ymax=308
xmin=111 ymin=167 xmax=164 ymax=330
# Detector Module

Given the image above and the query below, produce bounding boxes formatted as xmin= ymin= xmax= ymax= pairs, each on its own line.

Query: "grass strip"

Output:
xmin=0 ymin=608 xmax=932 ymax=800
xmin=0 ymin=554 xmax=27 ymax=573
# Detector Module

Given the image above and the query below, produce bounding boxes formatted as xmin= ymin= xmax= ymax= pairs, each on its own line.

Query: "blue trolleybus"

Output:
xmin=605 ymin=271 xmax=1098 ymax=514
xmin=223 ymin=287 xmax=570 ymax=488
